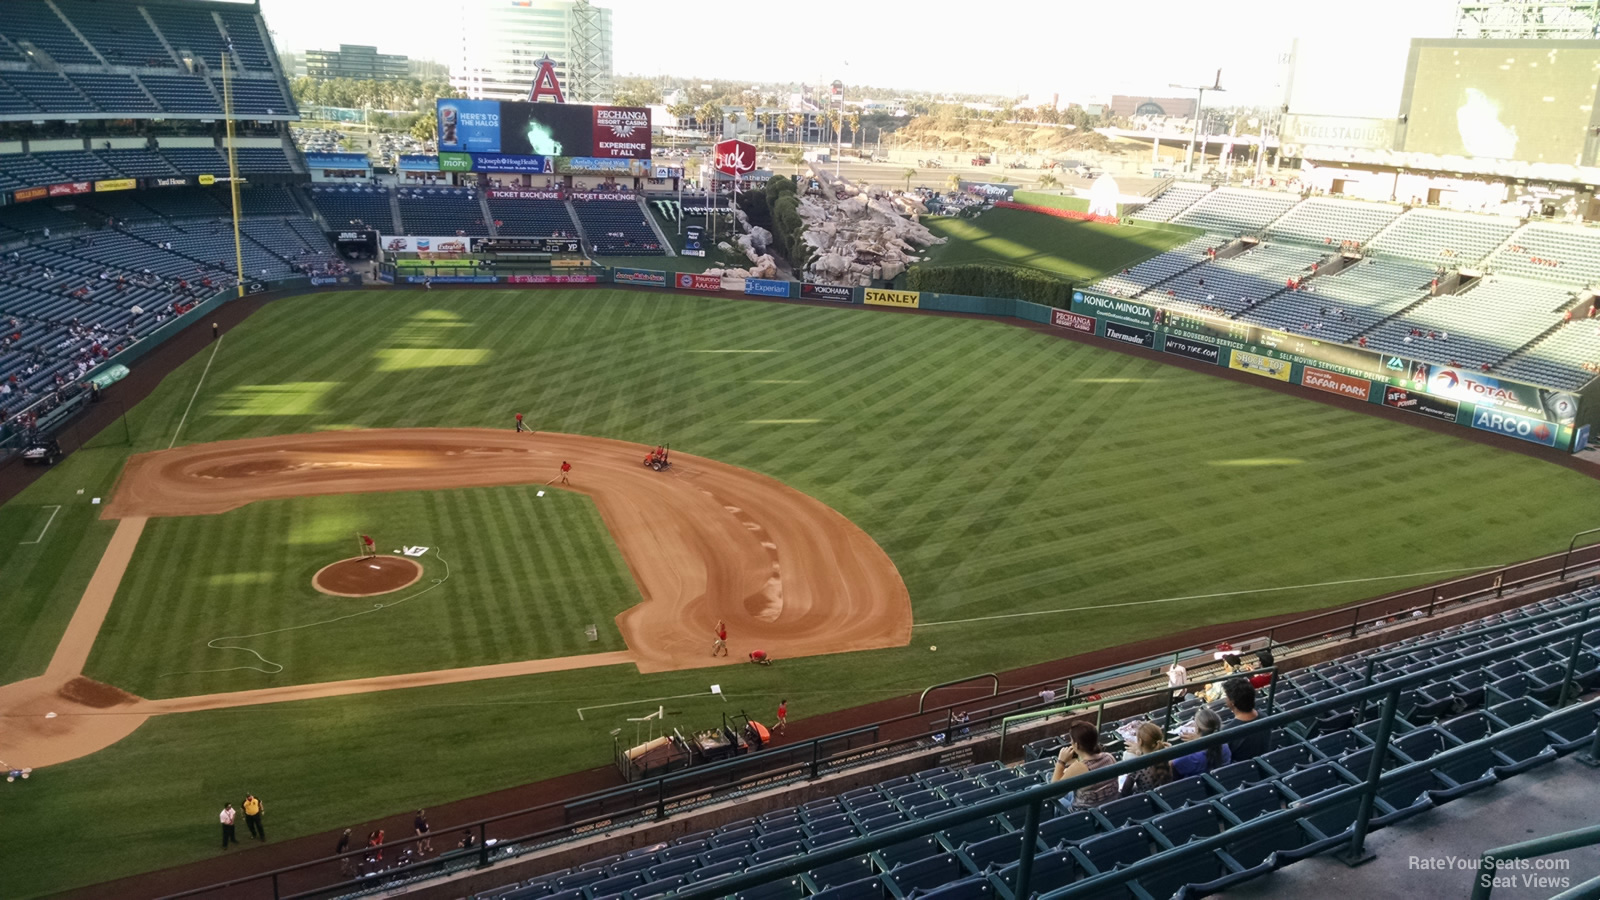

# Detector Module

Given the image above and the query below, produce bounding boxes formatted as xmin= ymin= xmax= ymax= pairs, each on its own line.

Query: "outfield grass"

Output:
xmin=6 ymin=287 xmax=1600 ymax=896
xmin=83 ymin=486 xmax=640 ymax=698
xmin=919 ymin=208 xmax=1189 ymax=283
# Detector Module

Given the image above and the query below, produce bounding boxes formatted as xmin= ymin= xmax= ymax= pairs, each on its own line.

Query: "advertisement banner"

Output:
xmin=436 ymin=98 xmax=503 ymax=153
xmin=48 ymin=181 xmax=92 ymax=197
xmin=1301 ymin=366 xmax=1373 ymax=401
xmin=801 ymin=283 xmax=854 ymax=303
xmin=560 ymin=157 xmax=648 ymax=176
xmin=959 ymin=180 xmax=1021 ymax=200
xmin=13 ymin=186 xmax=47 ymax=203
xmin=309 ymin=274 xmax=359 ymax=286
xmin=863 ymin=288 xmax=920 ymax=308
xmin=1382 ymin=387 xmax=1460 ymax=422
xmin=1104 ymin=321 xmax=1156 ymax=349
xmin=675 ymin=273 xmax=722 ymax=291
xmin=1229 ymin=350 xmax=1292 ymax=381
xmin=485 ymin=189 xmax=564 ymax=200
xmin=94 ymin=178 xmax=137 ymax=192
xmin=1162 ymin=334 xmax=1221 ymax=364
xmin=1575 ymin=424 xmax=1592 ymax=454
xmin=381 ymin=236 xmax=473 ymax=256
xmin=614 ymin=267 xmax=667 ymax=287
xmin=593 ymin=107 xmax=652 ymax=159
xmin=506 ymin=274 xmax=599 ymax=284
xmin=470 ymin=153 xmax=554 ymax=174
xmin=1254 ymin=330 xmax=1388 ymax=380
xmin=1419 ymin=364 xmax=1565 ymax=421
xmin=146 ymin=176 xmax=192 ymax=189
xmin=246 ymin=282 xmax=267 ymax=294
xmin=569 ymin=190 xmax=637 ymax=201
xmin=438 ymin=152 xmax=473 ymax=172
xmin=1072 ymin=291 xmax=1156 ymax=328
xmin=404 ymin=275 xmax=498 ymax=284
xmin=714 ymin=139 xmax=758 ymax=175
xmin=1470 ymin=408 xmax=1559 ymax=447
xmin=744 ymin=278 xmax=791 ymax=298
xmin=477 ymin=237 xmax=580 ymax=254
xmin=198 ymin=174 xmax=216 ymax=185
xmin=1050 ymin=308 xmax=1096 ymax=333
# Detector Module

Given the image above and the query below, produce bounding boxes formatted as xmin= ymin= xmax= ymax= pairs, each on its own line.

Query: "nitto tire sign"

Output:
xmin=1382 ymin=388 xmax=1459 ymax=423
xmin=1103 ymin=321 xmax=1155 ymax=349
xmin=1471 ymin=408 xmax=1558 ymax=447
xmin=1162 ymin=334 xmax=1220 ymax=364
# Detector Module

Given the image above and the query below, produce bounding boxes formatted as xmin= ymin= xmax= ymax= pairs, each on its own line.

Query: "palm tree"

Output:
xmin=786 ymin=148 xmax=806 ymax=175
xmin=788 ymin=113 xmax=804 ymax=144
xmin=1036 ymin=174 xmax=1060 ymax=190
xmin=698 ymin=102 xmax=722 ymax=138
xmin=825 ymin=110 xmax=841 ymax=147
xmin=743 ymin=101 xmax=758 ymax=131
xmin=902 ymin=168 xmax=916 ymax=191
xmin=848 ymin=112 xmax=862 ymax=147
xmin=759 ymin=112 xmax=773 ymax=143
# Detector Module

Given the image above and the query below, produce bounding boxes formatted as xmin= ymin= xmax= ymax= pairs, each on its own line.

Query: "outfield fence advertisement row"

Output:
xmin=1065 ymin=289 xmax=1586 ymax=451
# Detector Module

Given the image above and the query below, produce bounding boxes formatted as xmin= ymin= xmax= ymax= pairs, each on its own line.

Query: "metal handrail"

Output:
xmin=662 ymin=621 xmax=1600 ymax=900
xmin=1561 ymin=527 xmax=1600 ymax=579
xmin=1470 ymin=823 xmax=1600 ymax=900
xmin=918 ymin=673 xmax=999 ymax=713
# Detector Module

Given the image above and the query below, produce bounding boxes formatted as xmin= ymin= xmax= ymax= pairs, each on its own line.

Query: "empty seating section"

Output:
xmin=0 ymin=72 xmax=95 ymax=114
xmin=100 ymin=149 xmax=179 ymax=178
xmin=230 ymin=146 xmax=295 ymax=174
xmin=1361 ymin=278 xmax=1576 ymax=368
xmin=0 ymin=80 xmax=34 ymax=115
xmin=571 ymin=201 xmax=665 ymax=255
xmin=1092 ymin=235 xmax=1222 ymax=297
xmin=239 ymin=186 xmax=303 ymax=218
xmin=221 ymin=78 xmax=294 ymax=117
xmin=157 ymin=146 xmax=227 ymax=175
xmin=486 ymin=198 xmax=578 ymax=237
xmin=135 ymin=75 xmax=220 ymax=114
xmin=132 ymin=188 xmax=225 ymax=220
xmin=1488 ymin=224 xmax=1600 ymax=287
xmin=132 ymin=220 xmax=291 ymax=278
xmin=0 ymin=2 xmax=99 ymax=64
xmin=56 ymin=0 xmax=175 ymax=68
xmin=240 ymin=220 xmax=338 ymax=272
xmin=1241 ymin=259 xmax=1434 ymax=341
xmin=68 ymin=74 xmax=158 ymax=114
xmin=1131 ymin=183 xmax=1210 ymax=222
xmin=33 ymin=151 xmax=118 ymax=181
xmin=308 ymin=186 xmax=395 ymax=233
xmin=0 ymin=202 xmax=78 ymax=239
xmin=1499 ymin=323 xmax=1600 ymax=390
xmin=397 ymin=189 xmax=488 ymax=235
xmin=143 ymin=4 xmax=230 ymax=69
xmin=1172 ymin=189 xmax=1299 ymax=235
xmin=1149 ymin=243 xmax=1324 ymax=315
xmin=458 ymin=586 xmax=1600 ymax=900
xmin=1266 ymin=199 xmax=1401 ymax=248
xmin=0 ymin=154 xmax=69 ymax=191
xmin=1368 ymin=210 xmax=1518 ymax=265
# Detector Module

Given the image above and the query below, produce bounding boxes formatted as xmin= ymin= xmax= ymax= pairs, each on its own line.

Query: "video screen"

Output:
xmin=1401 ymin=40 xmax=1600 ymax=164
xmin=437 ymin=101 xmax=651 ymax=160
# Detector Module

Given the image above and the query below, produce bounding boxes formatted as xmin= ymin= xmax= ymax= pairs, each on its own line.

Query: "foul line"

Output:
xmin=168 ymin=334 xmax=223 ymax=449
xmin=911 ymin=565 xmax=1503 ymax=628
xmin=577 ymin=689 xmax=726 ymax=720
xmin=19 ymin=505 xmax=61 ymax=545
xmin=161 ymin=548 xmax=452 ymax=678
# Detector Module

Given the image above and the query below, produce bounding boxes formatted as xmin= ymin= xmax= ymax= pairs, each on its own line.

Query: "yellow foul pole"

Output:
xmin=220 ymin=53 xmax=246 ymax=298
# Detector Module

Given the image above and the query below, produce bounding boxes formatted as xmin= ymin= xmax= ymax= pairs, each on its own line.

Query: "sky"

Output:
xmin=257 ymin=0 xmax=1461 ymax=105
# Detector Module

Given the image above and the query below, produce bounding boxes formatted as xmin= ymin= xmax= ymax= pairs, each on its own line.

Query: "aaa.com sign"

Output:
xmin=713 ymin=139 xmax=757 ymax=176
xmin=675 ymin=273 xmax=721 ymax=291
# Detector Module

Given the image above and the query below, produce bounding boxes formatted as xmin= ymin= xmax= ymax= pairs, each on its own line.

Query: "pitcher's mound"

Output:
xmin=313 ymin=556 xmax=423 ymax=597
xmin=57 ymin=677 xmax=139 ymax=708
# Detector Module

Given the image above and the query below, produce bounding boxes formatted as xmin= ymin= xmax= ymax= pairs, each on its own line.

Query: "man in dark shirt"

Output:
xmin=1224 ymin=678 xmax=1271 ymax=761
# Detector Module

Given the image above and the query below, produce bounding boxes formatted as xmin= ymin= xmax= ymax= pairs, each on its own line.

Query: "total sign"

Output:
xmin=713 ymin=139 xmax=757 ymax=176
xmin=1471 ymin=408 xmax=1559 ymax=447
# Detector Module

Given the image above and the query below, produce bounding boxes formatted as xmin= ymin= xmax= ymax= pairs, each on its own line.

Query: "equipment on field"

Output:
xmin=643 ymin=444 xmax=671 ymax=472
xmin=20 ymin=439 xmax=62 ymax=466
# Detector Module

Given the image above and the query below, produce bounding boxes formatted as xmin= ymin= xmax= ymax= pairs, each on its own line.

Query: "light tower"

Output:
xmin=1454 ymin=0 xmax=1600 ymax=38
xmin=567 ymin=0 xmax=613 ymax=103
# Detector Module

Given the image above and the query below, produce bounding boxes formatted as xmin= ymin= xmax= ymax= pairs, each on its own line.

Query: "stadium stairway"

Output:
xmin=390 ymin=191 xmax=407 ymax=236
xmin=565 ymin=199 xmax=590 ymax=252
xmin=638 ymin=197 xmax=677 ymax=257
xmin=479 ymin=194 xmax=499 ymax=238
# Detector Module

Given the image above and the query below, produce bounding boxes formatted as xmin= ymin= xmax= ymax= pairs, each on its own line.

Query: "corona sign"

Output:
xmin=528 ymin=55 xmax=566 ymax=103
xmin=713 ymin=139 xmax=757 ymax=176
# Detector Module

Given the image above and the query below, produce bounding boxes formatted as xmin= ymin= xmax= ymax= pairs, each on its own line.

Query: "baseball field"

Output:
xmin=4 ymin=286 xmax=1600 ymax=897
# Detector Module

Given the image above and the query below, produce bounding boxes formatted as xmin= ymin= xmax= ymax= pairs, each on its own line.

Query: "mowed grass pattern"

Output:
xmin=919 ymin=208 xmax=1190 ymax=282
xmin=7 ymin=288 xmax=1600 ymax=897
xmin=85 ymin=486 xmax=638 ymax=698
